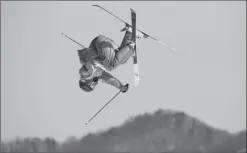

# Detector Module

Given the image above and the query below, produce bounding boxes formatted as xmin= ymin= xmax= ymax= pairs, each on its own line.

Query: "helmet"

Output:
xmin=79 ymin=79 xmax=98 ymax=92
xmin=79 ymin=80 xmax=93 ymax=92
xmin=79 ymin=62 xmax=99 ymax=92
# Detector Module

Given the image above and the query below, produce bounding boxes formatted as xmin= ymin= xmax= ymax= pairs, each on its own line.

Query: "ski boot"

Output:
xmin=120 ymin=26 xmax=147 ymax=39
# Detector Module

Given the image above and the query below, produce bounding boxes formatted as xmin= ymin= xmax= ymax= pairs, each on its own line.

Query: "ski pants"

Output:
xmin=89 ymin=31 xmax=134 ymax=71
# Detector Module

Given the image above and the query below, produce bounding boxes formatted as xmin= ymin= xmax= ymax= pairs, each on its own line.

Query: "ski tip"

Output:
xmin=130 ymin=8 xmax=136 ymax=13
xmin=92 ymin=4 xmax=100 ymax=7
xmin=85 ymin=121 xmax=89 ymax=125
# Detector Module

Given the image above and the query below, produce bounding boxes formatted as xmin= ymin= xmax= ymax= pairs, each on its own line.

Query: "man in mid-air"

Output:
xmin=77 ymin=26 xmax=146 ymax=93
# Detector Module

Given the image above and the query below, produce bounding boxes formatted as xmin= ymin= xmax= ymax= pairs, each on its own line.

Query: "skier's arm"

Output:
xmin=98 ymin=71 xmax=128 ymax=92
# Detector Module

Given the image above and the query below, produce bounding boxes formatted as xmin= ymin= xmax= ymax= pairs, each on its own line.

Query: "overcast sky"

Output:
xmin=1 ymin=1 xmax=246 ymax=142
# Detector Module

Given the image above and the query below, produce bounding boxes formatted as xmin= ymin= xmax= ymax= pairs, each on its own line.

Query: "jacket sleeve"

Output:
xmin=99 ymin=71 xmax=123 ymax=90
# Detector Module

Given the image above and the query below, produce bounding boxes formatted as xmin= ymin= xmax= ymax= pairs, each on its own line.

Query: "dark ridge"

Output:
xmin=1 ymin=109 xmax=246 ymax=152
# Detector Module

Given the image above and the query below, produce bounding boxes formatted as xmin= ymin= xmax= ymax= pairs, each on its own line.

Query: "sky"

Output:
xmin=1 ymin=1 xmax=246 ymax=142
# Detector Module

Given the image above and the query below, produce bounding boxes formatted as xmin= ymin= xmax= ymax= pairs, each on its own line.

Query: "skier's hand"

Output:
xmin=121 ymin=83 xmax=129 ymax=93
xmin=136 ymin=31 xmax=146 ymax=39
xmin=124 ymin=26 xmax=147 ymax=39
xmin=129 ymin=42 xmax=135 ymax=48
xmin=121 ymin=26 xmax=146 ymax=39
xmin=137 ymin=32 xmax=148 ymax=39
xmin=93 ymin=77 xmax=99 ymax=82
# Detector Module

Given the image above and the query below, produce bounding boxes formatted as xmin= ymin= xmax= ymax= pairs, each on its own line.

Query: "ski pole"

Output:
xmin=85 ymin=90 xmax=122 ymax=125
xmin=61 ymin=33 xmax=86 ymax=48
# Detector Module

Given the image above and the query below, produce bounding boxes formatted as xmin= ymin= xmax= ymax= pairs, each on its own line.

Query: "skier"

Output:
xmin=78 ymin=26 xmax=146 ymax=92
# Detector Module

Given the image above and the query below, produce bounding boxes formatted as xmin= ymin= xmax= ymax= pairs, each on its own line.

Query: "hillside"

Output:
xmin=1 ymin=109 xmax=246 ymax=152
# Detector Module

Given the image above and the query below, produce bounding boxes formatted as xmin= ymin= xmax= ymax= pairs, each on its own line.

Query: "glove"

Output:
xmin=121 ymin=26 xmax=147 ymax=39
xmin=92 ymin=77 xmax=99 ymax=82
xmin=121 ymin=83 xmax=129 ymax=93
xmin=129 ymin=42 xmax=136 ymax=48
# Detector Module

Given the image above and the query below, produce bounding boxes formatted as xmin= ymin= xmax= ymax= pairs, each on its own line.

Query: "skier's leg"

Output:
xmin=112 ymin=44 xmax=134 ymax=68
xmin=88 ymin=33 xmax=134 ymax=71
xmin=111 ymin=27 xmax=146 ymax=68
xmin=119 ymin=30 xmax=133 ymax=49
xmin=95 ymin=31 xmax=134 ymax=71
xmin=89 ymin=36 xmax=100 ymax=55
xmin=97 ymin=41 xmax=134 ymax=71
xmin=89 ymin=35 xmax=119 ymax=54
xmin=88 ymin=35 xmax=118 ymax=71
xmin=109 ymin=31 xmax=135 ymax=69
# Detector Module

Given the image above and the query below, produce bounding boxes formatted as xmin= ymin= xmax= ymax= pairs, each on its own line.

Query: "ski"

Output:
xmin=131 ymin=9 xmax=139 ymax=86
xmin=92 ymin=4 xmax=176 ymax=52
